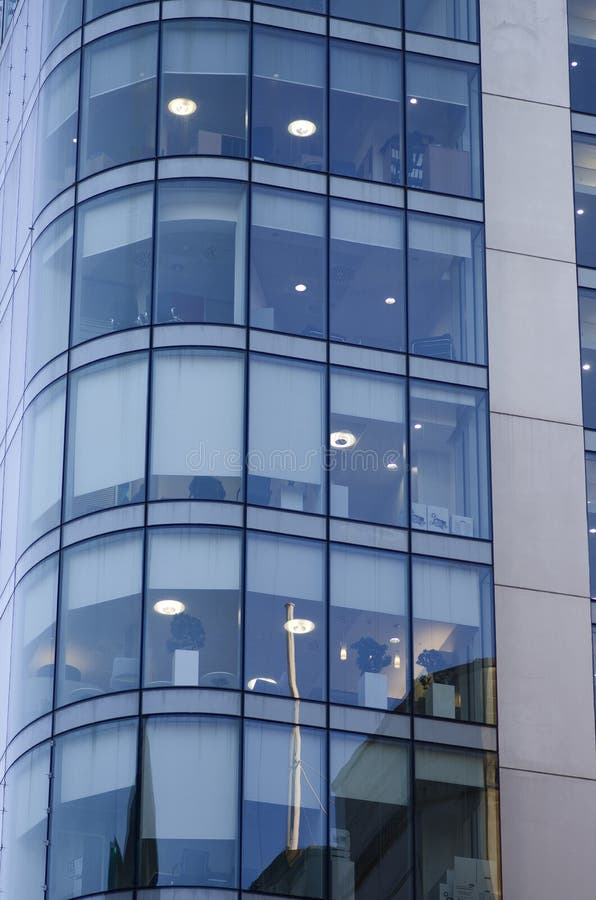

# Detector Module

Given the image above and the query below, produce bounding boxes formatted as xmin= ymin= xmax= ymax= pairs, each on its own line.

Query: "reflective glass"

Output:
xmin=86 ymin=0 xmax=149 ymax=19
xmin=405 ymin=0 xmax=478 ymax=42
xmin=159 ymin=20 xmax=249 ymax=158
xmin=253 ymin=27 xmax=326 ymax=171
xmin=330 ymin=41 xmax=402 ymax=185
xmin=580 ymin=290 xmax=596 ymax=428
xmin=144 ymin=527 xmax=242 ymax=689
xmin=329 ymin=199 xmax=405 ymax=350
xmin=410 ymin=381 xmax=491 ymax=539
xmin=79 ymin=24 xmax=158 ymax=178
xmin=593 ymin=624 xmax=596 ymax=709
xmin=56 ymin=531 xmax=143 ymax=706
xmin=586 ymin=453 xmax=596 ymax=599
xmin=569 ymin=0 xmax=596 ymax=115
xmin=574 ymin=134 xmax=596 ymax=268
xmin=155 ymin=180 xmax=247 ymax=325
xmin=140 ymin=716 xmax=240 ymax=887
xmin=406 ymin=55 xmax=482 ymax=199
xmin=0 ymin=602 xmax=12 ymax=753
xmin=0 ymin=429 xmax=21 ymax=588
xmin=330 ymin=368 xmax=407 ymax=527
xmin=330 ymin=732 xmax=411 ymax=900
xmin=150 ymin=350 xmax=244 ymax=502
xmin=72 ymin=183 xmax=154 ymax=343
xmin=248 ymin=355 xmax=326 ymax=513
xmin=415 ymin=746 xmax=501 ymax=900
xmin=49 ymin=720 xmax=138 ymax=899
xmin=250 ymin=186 xmax=326 ymax=337
xmin=0 ymin=150 xmax=19 ymax=291
xmin=7 ymin=263 xmax=28 ymax=422
xmin=330 ymin=544 xmax=408 ymax=711
xmin=242 ymin=720 xmax=326 ymax=897
xmin=245 ymin=532 xmax=325 ymax=701
xmin=65 ymin=354 xmax=148 ymax=518
xmin=408 ymin=213 xmax=486 ymax=364
xmin=412 ymin=557 xmax=495 ymax=723
xmin=41 ymin=0 xmax=83 ymax=58
xmin=264 ymin=0 xmax=325 ymax=11
xmin=329 ymin=0 xmax=400 ymax=28
xmin=34 ymin=52 xmax=79 ymax=213
xmin=8 ymin=554 xmax=58 ymax=737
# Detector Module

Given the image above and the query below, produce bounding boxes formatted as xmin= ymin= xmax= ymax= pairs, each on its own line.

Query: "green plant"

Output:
xmin=416 ymin=648 xmax=451 ymax=689
xmin=351 ymin=636 xmax=391 ymax=674
xmin=167 ymin=613 xmax=205 ymax=653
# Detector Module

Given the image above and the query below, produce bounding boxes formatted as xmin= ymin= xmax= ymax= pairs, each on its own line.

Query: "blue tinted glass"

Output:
xmin=42 ymin=0 xmax=83 ymax=57
xmin=86 ymin=0 xmax=150 ymax=20
xmin=330 ymin=0 xmax=400 ymax=28
xmin=35 ymin=52 xmax=79 ymax=213
xmin=574 ymin=134 xmax=596 ymax=267
xmin=569 ymin=0 xmax=596 ymax=114
xmin=580 ymin=290 xmax=596 ymax=428
xmin=586 ymin=454 xmax=596 ymax=599
xmin=262 ymin=0 xmax=325 ymax=12
xmin=405 ymin=0 xmax=478 ymax=42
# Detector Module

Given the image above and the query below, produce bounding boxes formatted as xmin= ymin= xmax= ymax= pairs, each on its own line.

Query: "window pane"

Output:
xmin=330 ymin=41 xmax=402 ymax=185
xmin=253 ymin=27 xmax=326 ymax=171
xmin=412 ymin=557 xmax=495 ymax=723
xmin=406 ymin=55 xmax=481 ymax=199
xmin=580 ymin=290 xmax=596 ymax=427
xmin=27 ymin=210 xmax=73 ymax=378
xmin=330 ymin=368 xmax=407 ymax=527
xmin=250 ymin=186 xmax=326 ymax=337
xmin=264 ymin=0 xmax=325 ymax=11
xmin=410 ymin=381 xmax=491 ymax=539
xmin=329 ymin=0 xmax=400 ymax=28
xmin=159 ymin=20 xmax=248 ymax=158
xmin=49 ymin=720 xmax=138 ymax=899
xmin=245 ymin=532 xmax=325 ymax=701
xmin=415 ymin=746 xmax=501 ymax=900
xmin=56 ymin=531 xmax=143 ymax=706
xmin=330 ymin=199 xmax=405 ymax=351
xmin=144 ymin=527 xmax=242 ymax=689
xmin=34 ymin=52 xmax=79 ymax=213
xmin=79 ymin=24 xmax=158 ymax=178
xmin=330 ymin=732 xmax=411 ymax=900
xmin=408 ymin=213 xmax=486 ymax=365
xmin=72 ymin=184 xmax=154 ymax=343
xmin=330 ymin=544 xmax=408 ymax=711
xmin=65 ymin=354 xmax=148 ymax=518
xmin=0 ymin=745 xmax=51 ymax=900
xmin=150 ymin=349 xmax=244 ymax=501
xmin=569 ymin=0 xmax=596 ymax=114
xmin=405 ymin=0 xmax=478 ymax=42
xmin=574 ymin=134 xmax=596 ymax=268
xmin=140 ymin=717 xmax=240 ymax=887
xmin=8 ymin=555 xmax=58 ymax=737
xmin=248 ymin=355 xmax=326 ymax=514
xmin=155 ymin=180 xmax=246 ymax=325
xmin=42 ymin=0 xmax=82 ymax=58
xmin=242 ymin=720 xmax=326 ymax=898
xmin=586 ymin=453 xmax=596 ymax=599
xmin=86 ymin=0 xmax=150 ymax=20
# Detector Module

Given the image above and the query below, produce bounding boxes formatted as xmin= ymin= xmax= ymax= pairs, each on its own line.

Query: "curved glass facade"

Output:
xmin=0 ymin=3 xmax=500 ymax=900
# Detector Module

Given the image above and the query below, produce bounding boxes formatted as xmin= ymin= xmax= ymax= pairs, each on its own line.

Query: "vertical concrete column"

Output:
xmin=479 ymin=1 xmax=596 ymax=897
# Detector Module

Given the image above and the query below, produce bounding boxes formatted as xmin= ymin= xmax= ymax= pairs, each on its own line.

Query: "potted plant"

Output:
xmin=351 ymin=636 xmax=391 ymax=709
xmin=416 ymin=648 xmax=456 ymax=718
xmin=167 ymin=613 xmax=205 ymax=686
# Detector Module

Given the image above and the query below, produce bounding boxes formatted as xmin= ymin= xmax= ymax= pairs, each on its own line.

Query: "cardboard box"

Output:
xmin=428 ymin=505 xmax=449 ymax=533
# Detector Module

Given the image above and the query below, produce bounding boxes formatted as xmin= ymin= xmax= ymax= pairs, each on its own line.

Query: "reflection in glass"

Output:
xmin=155 ymin=180 xmax=247 ymax=325
xmin=412 ymin=557 xmax=495 ymax=723
xmin=569 ymin=0 xmax=596 ymax=115
xmin=159 ymin=20 xmax=248 ymax=158
xmin=72 ymin=184 xmax=153 ymax=343
xmin=35 ymin=52 xmax=79 ymax=212
xmin=330 ymin=368 xmax=407 ymax=527
xmin=86 ymin=0 xmax=148 ymax=21
xmin=330 ymin=199 xmax=405 ymax=350
xmin=150 ymin=350 xmax=244 ymax=501
xmin=265 ymin=0 xmax=325 ymax=11
xmin=245 ymin=532 xmax=325 ymax=701
xmin=243 ymin=720 xmax=326 ymax=898
xmin=42 ymin=0 xmax=83 ymax=57
xmin=330 ymin=41 xmax=402 ymax=185
xmin=330 ymin=544 xmax=408 ymax=711
xmin=586 ymin=453 xmax=596 ymax=599
xmin=56 ymin=531 xmax=143 ymax=706
xmin=253 ymin=27 xmax=326 ymax=171
xmin=144 ymin=528 xmax=242 ymax=689
xmin=409 ymin=381 xmax=490 ymax=539
xmin=49 ymin=720 xmax=138 ymax=899
xmin=140 ymin=717 xmax=240 ymax=886
xmin=406 ymin=55 xmax=481 ymax=198
xmin=581 ymin=290 xmax=596 ymax=429
xmin=330 ymin=732 xmax=411 ymax=900
xmin=330 ymin=0 xmax=400 ymax=28
xmin=415 ymin=746 xmax=501 ymax=900
xmin=408 ymin=213 xmax=486 ymax=364
xmin=405 ymin=0 xmax=478 ymax=42
xmin=574 ymin=134 xmax=596 ymax=268
xmin=251 ymin=186 xmax=326 ymax=337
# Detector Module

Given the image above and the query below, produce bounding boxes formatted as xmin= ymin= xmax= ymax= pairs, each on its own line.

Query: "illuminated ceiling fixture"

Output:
xmin=577 ymin=208 xmax=585 ymax=216
xmin=389 ymin=636 xmax=401 ymax=644
xmin=571 ymin=60 xmax=579 ymax=68
xmin=288 ymin=119 xmax=317 ymax=137
xmin=330 ymin=431 xmax=357 ymax=449
xmin=409 ymin=97 xmax=418 ymax=105
xmin=590 ymin=528 xmax=596 ymax=534
xmin=168 ymin=97 xmax=198 ymax=116
xmin=386 ymin=456 xmax=400 ymax=471
xmin=294 ymin=283 xmax=307 ymax=293
xmin=340 ymin=644 xmax=348 ymax=661
xmin=583 ymin=363 xmax=591 ymax=371
xmin=414 ymin=423 xmax=423 ymax=430
xmin=153 ymin=599 xmax=186 ymax=616
xmin=284 ymin=618 xmax=316 ymax=635
xmin=393 ymin=654 xmax=401 ymax=669
xmin=384 ymin=296 xmax=397 ymax=305
xmin=247 ymin=677 xmax=278 ymax=690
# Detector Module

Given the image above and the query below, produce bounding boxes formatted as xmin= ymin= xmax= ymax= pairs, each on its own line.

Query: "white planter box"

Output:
xmin=173 ymin=649 xmax=200 ymax=686
xmin=358 ymin=671 xmax=388 ymax=709
xmin=425 ymin=682 xmax=456 ymax=718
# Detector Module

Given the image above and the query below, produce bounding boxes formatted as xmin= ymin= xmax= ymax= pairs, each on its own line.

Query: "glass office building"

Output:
xmin=0 ymin=2 xmax=593 ymax=899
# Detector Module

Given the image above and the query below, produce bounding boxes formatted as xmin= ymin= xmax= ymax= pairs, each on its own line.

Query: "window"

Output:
xmin=580 ymin=290 xmax=596 ymax=427
xmin=86 ymin=0 xmax=150 ymax=21
xmin=330 ymin=544 xmax=408 ymax=711
xmin=405 ymin=0 xmax=478 ymax=43
xmin=251 ymin=186 xmax=326 ymax=338
xmin=155 ymin=180 xmax=247 ymax=325
xmin=245 ymin=532 xmax=326 ymax=701
xmin=586 ymin=453 xmax=596 ymax=599
xmin=574 ymin=134 xmax=596 ymax=268
xmin=34 ymin=52 xmax=79 ymax=213
xmin=265 ymin=0 xmax=325 ymax=11
xmin=159 ymin=20 xmax=249 ymax=158
xmin=56 ymin=531 xmax=144 ymax=706
xmin=42 ymin=0 xmax=83 ymax=57
xmin=144 ymin=528 xmax=242 ymax=689
xmin=329 ymin=0 xmax=401 ymax=28
xmin=569 ymin=0 xmax=596 ymax=115
xmin=253 ymin=27 xmax=326 ymax=171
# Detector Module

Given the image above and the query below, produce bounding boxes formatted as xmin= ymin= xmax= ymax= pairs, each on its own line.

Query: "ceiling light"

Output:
xmin=294 ymin=283 xmax=307 ymax=293
xmin=288 ymin=119 xmax=317 ymax=138
xmin=389 ymin=636 xmax=401 ymax=644
xmin=386 ymin=457 xmax=400 ymax=471
xmin=72 ymin=137 xmax=77 ymax=143
xmin=590 ymin=528 xmax=596 ymax=534
xmin=284 ymin=618 xmax=316 ymax=635
xmin=571 ymin=60 xmax=579 ymax=68
xmin=168 ymin=97 xmax=198 ymax=116
xmin=153 ymin=599 xmax=186 ymax=616
xmin=393 ymin=654 xmax=401 ymax=669
xmin=583 ymin=363 xmax=591 ymax=371
xmin=330 ymin=430 xmax=357 ymax=449
xmin=385 ymin=296 xmax=397 ymax=305
xmin=414 ymin=423 xmax=422 ymax=430
xmin=340 ymin=644 xmax=347 ymax=661
xmin=409 ymin=97 xmax=418 ymax=105
xmin=577 ymin=208 xmax=585 ymax=216
xmin=247 ymin=677 xmax=277 ymax=690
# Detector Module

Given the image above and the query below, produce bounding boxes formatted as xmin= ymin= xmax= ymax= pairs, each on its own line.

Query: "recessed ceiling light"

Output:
xmin=590 ymin=528 xmax=596 ymax=534
xmin=385 ymin=296 xmax=397 ymax=305
xmin=414 ymin=423 xmax=423 ymax=430
xmin=583 ymin=363 xmax=591 ymax=371
xmin=330 ymin=430 xmax=357 ymax=449
xmin=247 ymin=677 xmax=277 ymax=690
xmin=294 ymin=283 xmax=307 ymax=293
xmin=284 ymin=618 xmax=316 ymax=635
xmin=288 ymin=119 xmax=317 ymax=137
xmin=577 ymin=208 xmax=585 ymax=216
xmin=153 ymin=599 xmax=186 ymax=616
xmin=571 ymin=60 xmax=579 ymax=68
xmin=409 ymin=97 xmax=418 ymax=105
xmin=72 ymin=137 xmax=77 ymax=144
xmin=386 ymin=457 xmax=400 ymax=471
xmin=389 ymin=636 xmax=401 ymax=644
xmin=168 ymin=97 xmax=198 ymax=116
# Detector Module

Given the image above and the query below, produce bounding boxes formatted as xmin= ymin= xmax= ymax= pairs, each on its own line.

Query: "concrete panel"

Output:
xmin=495 ymin=585 xmax=596 ymax=779
xmin=486 ymin=250 xmax=582 ymax=425
xmin=491 ymin=413 xmax=589 ymax=597
xmin=500 ymin=768 xmax=596 ymax=900
xmin=479 ymin=0 xmax=570 ymax=107
xmin=483 ymin=95 xmax=575 ymax=262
